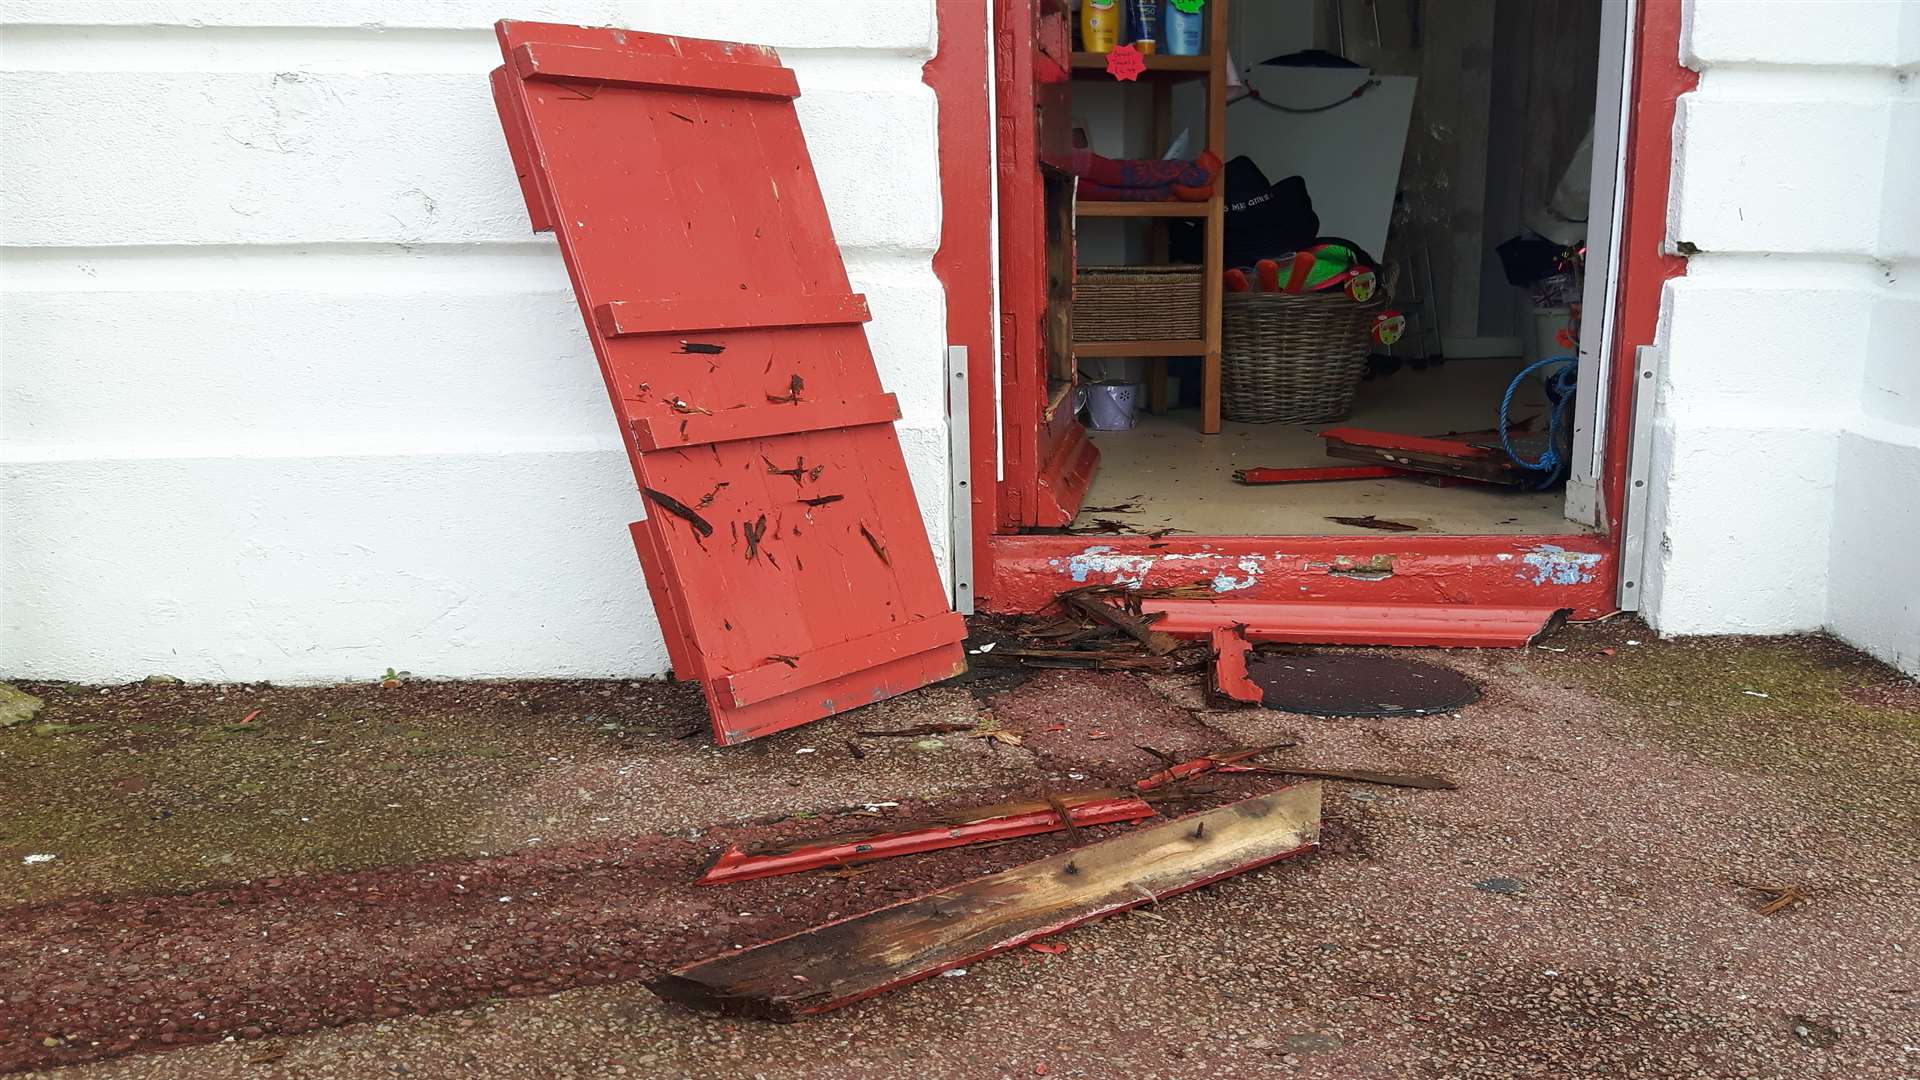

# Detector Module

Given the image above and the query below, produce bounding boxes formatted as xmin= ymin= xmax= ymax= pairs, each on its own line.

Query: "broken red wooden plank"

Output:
xmin=1139 ymin=600 xmax=1572 ymax=648
xmin=491 ymin=20 xmax=965 ymax=744
xmin=651 ymin=784 xmax=1321 ymax=1020
xmin=630 ymin=395 xmax=901 ymax=451
xmin=697 ymin=790 xmax=1157 ymax=885
xmin=1208 ymin=626 xmax=1263 ymax=704
xmin=1232 ymin=464 xmax=1411 ymax=485
xmin=511 ymin=42 xmax=801 ymax=98
xmin=1319 ymin=426 xmax=1522 ymax=485
xmin=593 ymin=294 xmax=870 ymax=338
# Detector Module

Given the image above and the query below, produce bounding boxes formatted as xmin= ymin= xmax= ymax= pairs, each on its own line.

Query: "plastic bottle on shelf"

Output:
xmin=1127 ymin=0 xmax=1160 ymax=53
xmin=1162 ymin=0 xmax=1203 ymax=56
xmin=1081 ymin=0 xmax=1121 ymax=53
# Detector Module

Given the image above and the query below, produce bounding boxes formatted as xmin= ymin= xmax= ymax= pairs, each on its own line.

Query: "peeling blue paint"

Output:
xmin=1061 ymin=545 xmax=1155 ymax=586
xmin=1519 ymin=544 xmax=1602 ymax=585
xmin=1211 ymin=558 xmax=1261 ymax=592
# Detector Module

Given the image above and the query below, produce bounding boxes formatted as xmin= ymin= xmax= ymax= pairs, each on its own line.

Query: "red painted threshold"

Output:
xmin=1143 ymin=600 xmax=1570 ymax=648
xmin=982 ymin=533 xmax=1616 ymax=619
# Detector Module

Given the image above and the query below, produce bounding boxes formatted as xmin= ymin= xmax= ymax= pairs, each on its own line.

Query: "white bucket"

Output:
xmin=1087 ymin=382 xmax=1143 ymax=430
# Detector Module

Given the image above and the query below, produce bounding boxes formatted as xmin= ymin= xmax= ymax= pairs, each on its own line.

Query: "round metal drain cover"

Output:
xmin=1246 ymin=652 xmax=1481 ymax=717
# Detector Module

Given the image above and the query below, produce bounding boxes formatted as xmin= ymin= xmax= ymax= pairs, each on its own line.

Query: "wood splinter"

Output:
xmin=766 ymin=373 xmax=805 ymax=404
xmin=859 ymin=523 xmax=891 ymax=566
xmin=642 ymin=487 xmax=714 ymax=538
xmin=743 ymin=515 xmax=769 ymax=562
xmin=1739 ymin=881 xmax=1808 ymax=916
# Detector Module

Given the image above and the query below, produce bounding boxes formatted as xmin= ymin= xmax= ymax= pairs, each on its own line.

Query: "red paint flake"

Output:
xmin=1025 ymin=941 xmax=1068 ymax=955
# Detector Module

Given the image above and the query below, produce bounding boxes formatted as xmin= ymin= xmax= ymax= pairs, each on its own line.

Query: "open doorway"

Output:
xmin=949 ymin=0 xmax=1686 ymax=616
xmin=1008 ymin=0 xmax=1624 ymax=540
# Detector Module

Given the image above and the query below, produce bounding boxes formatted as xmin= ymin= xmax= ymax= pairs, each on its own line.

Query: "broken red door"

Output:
xmin=490 ymin=20 xmax=965 ymax=745
xmin=994 ymin=0 xmax=1098 ymax=528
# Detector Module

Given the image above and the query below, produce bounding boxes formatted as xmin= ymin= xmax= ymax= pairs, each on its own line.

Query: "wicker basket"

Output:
xmin=1220 ymin=270 xmax=1394 ymax=424
xmin=1073 ymin=265 xmax=1205 ymax=342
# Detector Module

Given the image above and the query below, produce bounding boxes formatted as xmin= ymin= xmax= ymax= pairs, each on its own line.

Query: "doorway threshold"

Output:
xmin=981 ymin=532 xmax=1615 ymax=617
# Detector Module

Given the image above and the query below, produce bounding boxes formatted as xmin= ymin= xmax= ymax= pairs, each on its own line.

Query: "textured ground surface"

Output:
xmin=4 ymin=621 xmax=1918 ymax=1078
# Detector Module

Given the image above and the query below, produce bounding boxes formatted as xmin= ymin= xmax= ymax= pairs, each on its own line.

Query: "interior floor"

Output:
xmin=1070 ymin=357 xmax=1589 ymax=537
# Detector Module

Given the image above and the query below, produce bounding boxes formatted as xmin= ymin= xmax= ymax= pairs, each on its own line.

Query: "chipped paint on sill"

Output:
xmin=1326 ymin=554 xmax=1395 ymax=582
xmin=1520 ymin=544 xmax=1603 ymax=586
xmin=1054 ymin=545 xmax=1156 ymax=586
xmin=1211 ymin=558 xmax=1263 ymax=592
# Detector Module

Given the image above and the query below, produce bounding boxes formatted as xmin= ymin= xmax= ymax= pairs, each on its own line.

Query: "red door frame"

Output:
xmin=925 ymin=2 xmax=1694 ymax=616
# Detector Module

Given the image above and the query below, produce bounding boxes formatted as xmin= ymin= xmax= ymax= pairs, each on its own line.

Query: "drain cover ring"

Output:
xmin=1246 ymin=652 xmax=1480 ymax=717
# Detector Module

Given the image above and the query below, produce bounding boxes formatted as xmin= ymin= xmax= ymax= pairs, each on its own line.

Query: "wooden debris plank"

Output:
xmin=650 ymin=784 xmax=1322 ymax=1021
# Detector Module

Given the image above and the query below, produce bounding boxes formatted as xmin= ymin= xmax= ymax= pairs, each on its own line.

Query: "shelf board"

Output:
xmin=1077 ymin=200 xmax=1211 ymax=218
xmin=1073 ymin=338 xmax=1207 ymax=358
xmin=1069 ymin=52 xmax=1213 ymax=80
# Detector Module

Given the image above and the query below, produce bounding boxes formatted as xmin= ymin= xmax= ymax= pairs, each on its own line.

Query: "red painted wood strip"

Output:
xmin=1316 ymin=427 xmax=1506 ymax=460
xmin=1140 ymin=600 xmax=1571 ymax=649
xmin=627 ymin=519 xmax=704 ymax=681
xmin=511 ymin=42 xmax=800 ymax=99
xmin=696 ymin=792 xmax=1157 ymax=885
xmin=630 ymin=394 xmax=901 ymax=451
xmin=488 ymin=66 xmax=552 ymax=233
xmin=593 ymin=295 xmax=870 ymax=338
xmin=713 ymin=612 xmax=967 ymax=709
xmin=1209 ymin=626 xmax=1262 ymax=704
xmin=712 ymin=645 xmax=968 ymax=746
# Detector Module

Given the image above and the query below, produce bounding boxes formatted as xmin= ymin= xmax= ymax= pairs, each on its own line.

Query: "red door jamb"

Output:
xmin=924 ymin=0 xmax=999 ymax=604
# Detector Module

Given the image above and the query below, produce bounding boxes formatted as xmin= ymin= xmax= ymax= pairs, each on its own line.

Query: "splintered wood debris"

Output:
xmin=650 ymin=784 xmax=1323 ymax=1021
xmin=968 ymin=583 xmax=1222 ymax=673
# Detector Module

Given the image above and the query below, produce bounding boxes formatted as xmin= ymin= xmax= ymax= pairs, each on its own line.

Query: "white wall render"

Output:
xmin=0 ymin=1 xmax=948 ymax=683
xmin=1644 ymin=0 xmax=1919 ymax=672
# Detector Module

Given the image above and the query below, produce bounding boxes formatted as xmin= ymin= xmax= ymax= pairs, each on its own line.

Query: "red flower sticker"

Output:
xmin=1106 ymin=44 xmax=1146 ymax=81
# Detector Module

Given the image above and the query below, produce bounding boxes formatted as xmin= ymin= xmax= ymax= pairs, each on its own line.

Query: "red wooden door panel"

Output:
xmin=994 ymin=0 xmax=1097 ymax=528
xmin=490 ymin=20 xmax=965 ymax=745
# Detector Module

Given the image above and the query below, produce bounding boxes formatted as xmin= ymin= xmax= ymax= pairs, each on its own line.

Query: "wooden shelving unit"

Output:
xmin=1068 ymin=4 xmax=1230 ymax=434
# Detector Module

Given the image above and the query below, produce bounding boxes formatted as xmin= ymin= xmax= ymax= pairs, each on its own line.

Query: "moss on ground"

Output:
xmin=1543 ymin=624 xmax=1920 ymax=835
xmin=0 ymin=679 xmax=699 ymax=905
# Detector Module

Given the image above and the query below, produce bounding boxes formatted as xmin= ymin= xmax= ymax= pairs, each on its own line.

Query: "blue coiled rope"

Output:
xmin=1498 ymin=354 xmax=1578 ymax=487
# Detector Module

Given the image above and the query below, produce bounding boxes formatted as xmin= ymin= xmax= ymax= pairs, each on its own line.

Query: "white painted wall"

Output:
xmin=1643 ymin=0 xmax=1919 ymax=672
xmin=0 ymin=1 xmax=949 ymax=682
